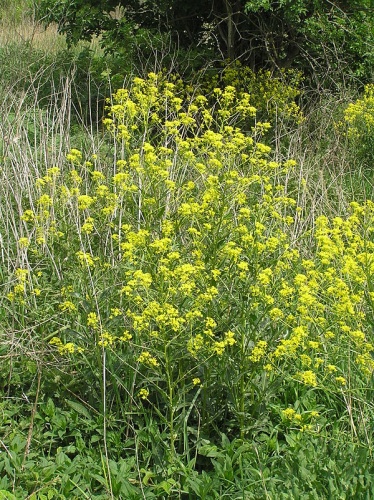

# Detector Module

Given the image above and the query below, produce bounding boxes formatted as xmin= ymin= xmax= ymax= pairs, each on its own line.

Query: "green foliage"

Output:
xmin=37 ymin=0 xmax=118 ymax=45
xmin=37 ymin=0 xmax=374 ymax=85
xmin=244 ymin=0 xmax=374 ymax=83
xmin=0 ymin=394 xmax=145 ymax=497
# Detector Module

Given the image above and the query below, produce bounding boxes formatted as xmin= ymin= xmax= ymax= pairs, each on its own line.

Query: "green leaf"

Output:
xmin=65 ymin=400 xmax=91 ymax=419
xmin=157 ymin=479 xmax=176 ymax=494
xmin=142 ymin=469 xmax=155 ymax=485
xmin=198 ymin=444 xmax=221 ymax=458
xmin=0 ymin=492 xmax=17 ymax=500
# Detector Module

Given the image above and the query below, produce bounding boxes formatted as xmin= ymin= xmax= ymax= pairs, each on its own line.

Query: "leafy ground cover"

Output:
xmin=0 ymin=3 xmax=374 ymax=499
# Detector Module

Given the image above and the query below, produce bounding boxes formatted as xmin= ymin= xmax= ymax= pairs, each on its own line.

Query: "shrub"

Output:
xmin=343 ymin=84 xmax=374 ymax=164
xmin=2 ymin=73 xmax=374 ymax=496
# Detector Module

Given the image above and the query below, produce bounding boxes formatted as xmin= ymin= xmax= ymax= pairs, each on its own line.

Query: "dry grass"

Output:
xmin=0 ymin=18 xmax=104 ymax=58
xmin=0 ymin=20 xmax=66 ymax=52
xmin=0 ymin=3 xmax=101 ymax=54
xmin=0 ymin=0 xmax=66 ymax=53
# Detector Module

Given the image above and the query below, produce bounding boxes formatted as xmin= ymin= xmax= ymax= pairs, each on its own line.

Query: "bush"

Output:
xmin=343 ymin=84 xmax=374 ymax=165
xmin=1 ymin=73 xmax=374 ymax=497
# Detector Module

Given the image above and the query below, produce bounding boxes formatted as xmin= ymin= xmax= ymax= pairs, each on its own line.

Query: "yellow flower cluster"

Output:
xmin=66 ymin=148 xmax=83 ymax=164
xmin=11 ymin=73 xmax=374 ymax=436
xmin=212 ymin=331 xmax=236 ymax=356
xmin=49 ymin=337 xmax=83 ymax=355
xmin=7 ymin=268 xmax=30 ymax=304
xmin=76 ymin=251 xmax=96 ymax=268
xmin=281 ymin=407 xmax=320 ymax=432
xmin=137 ymin=351 xmax=159 ymax=367
xmin=249 ymin=340 xmax=267 ymax=362
xmin=203 ymin=61 xmax=303 ymax=124
xmin=138 ymin=388 xmax=149 ymax=400
xmin=344 ymin=84 xmax=374 ymax=139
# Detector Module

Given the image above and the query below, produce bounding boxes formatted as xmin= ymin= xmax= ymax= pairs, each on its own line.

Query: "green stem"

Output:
xmin=239 ymin=327 xmax=245 ymax=439
xmin=165 ymin=344 xmax=175 ymax=462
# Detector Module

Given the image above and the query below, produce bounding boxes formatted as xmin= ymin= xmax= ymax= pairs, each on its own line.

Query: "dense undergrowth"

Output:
xmin=1 ymin=3 xmax=374 ymax=499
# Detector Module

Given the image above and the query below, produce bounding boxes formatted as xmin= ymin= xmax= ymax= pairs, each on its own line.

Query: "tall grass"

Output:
xmin=0 ymin=0 xmax=64 ymax=51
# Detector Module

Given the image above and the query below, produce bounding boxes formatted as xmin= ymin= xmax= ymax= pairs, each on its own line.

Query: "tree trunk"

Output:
xmin=224 ymin=0 xmax=235 ymax=60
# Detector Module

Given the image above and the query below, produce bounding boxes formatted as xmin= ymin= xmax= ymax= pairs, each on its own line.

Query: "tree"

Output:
xmin=37 ymin=0 xmax=374 ymax=82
